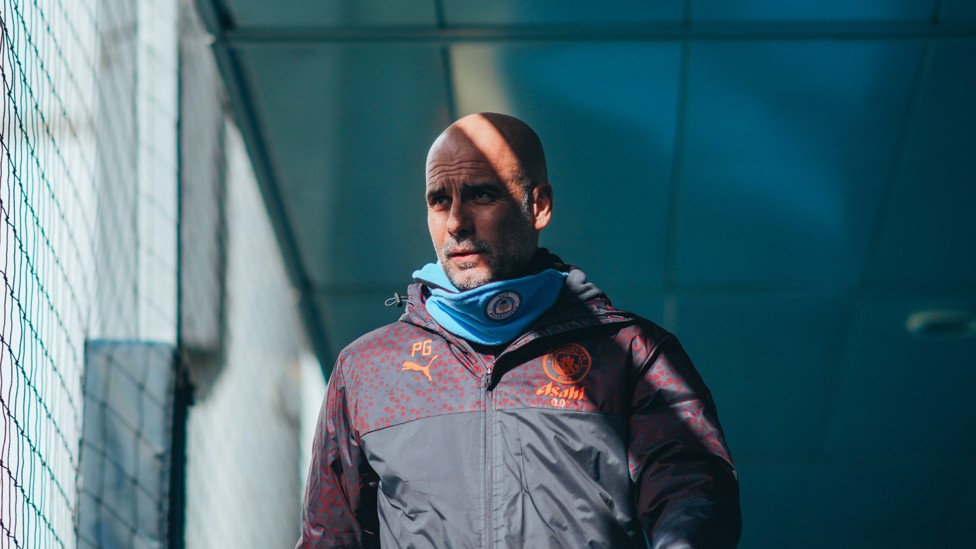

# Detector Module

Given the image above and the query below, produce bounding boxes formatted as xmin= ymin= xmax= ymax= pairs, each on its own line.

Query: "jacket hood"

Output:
xmin=538 ymin=249 xmax=607 ymax=307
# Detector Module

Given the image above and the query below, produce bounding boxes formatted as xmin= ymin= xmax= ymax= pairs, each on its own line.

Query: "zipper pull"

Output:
xmin=484 ymin=368 xmax=493 ymax=390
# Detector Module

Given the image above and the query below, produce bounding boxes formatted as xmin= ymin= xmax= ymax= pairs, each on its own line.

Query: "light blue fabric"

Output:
xmin=412 ymin=262 xmax=568 ymax=345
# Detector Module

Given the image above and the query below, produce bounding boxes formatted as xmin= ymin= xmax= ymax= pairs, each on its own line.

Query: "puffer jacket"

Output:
xmin=299 ymin=256 xmax=741 ymax=548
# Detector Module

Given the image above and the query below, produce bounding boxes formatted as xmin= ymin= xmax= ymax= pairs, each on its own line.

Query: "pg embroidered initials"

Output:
xmin=403 ymin=339 xmax=437 ymax=382
xmin=410 ymin=339 xmax=433 ymax=357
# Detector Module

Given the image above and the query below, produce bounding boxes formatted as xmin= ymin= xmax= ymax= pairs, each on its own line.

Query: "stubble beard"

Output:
xmin=440 ymin=204 xmax=536 ymax=291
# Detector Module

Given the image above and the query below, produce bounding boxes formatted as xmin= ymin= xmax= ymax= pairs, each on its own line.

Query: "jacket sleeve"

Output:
xmin=297 ymin=360 xmax=379 ymax=548
xmin=629 ymin=334 xmax=742 ymax=549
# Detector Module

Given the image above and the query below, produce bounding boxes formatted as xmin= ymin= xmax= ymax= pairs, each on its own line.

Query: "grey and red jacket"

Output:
xmin=299 ymin=258 xmax=741 ymax=548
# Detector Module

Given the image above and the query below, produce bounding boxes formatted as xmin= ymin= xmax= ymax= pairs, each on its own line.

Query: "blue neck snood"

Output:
xmin=412 ymin=262 xmax=568 ymax=346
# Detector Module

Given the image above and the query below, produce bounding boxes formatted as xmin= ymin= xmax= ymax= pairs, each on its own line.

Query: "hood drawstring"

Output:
xmin=385 ymin=292 xmax=407 ymax=308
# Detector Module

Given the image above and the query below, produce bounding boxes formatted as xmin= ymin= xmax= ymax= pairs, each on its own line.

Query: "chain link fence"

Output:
xmin=1 ymin=0 xmax=315 ymax=546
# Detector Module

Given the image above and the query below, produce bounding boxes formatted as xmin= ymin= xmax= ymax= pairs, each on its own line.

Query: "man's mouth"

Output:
xmin=445 ymin=245 xmax=486 ymax=264
xmin=447 ymin=250 xmax=478 ymax=268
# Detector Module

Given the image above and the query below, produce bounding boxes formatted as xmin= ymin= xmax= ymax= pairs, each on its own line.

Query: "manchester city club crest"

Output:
xmin=485 ymin=291 xmax=521 ymax=321
xmin=543 ymin=343 xmax=592 ymax=384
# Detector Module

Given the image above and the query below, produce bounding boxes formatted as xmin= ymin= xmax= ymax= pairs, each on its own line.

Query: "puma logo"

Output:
xmin=401 ymin=354 xmax=438 ymax=383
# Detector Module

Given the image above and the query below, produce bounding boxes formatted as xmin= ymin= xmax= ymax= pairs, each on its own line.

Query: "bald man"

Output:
xmin=299 ymin=114 xmax=741 ymax=548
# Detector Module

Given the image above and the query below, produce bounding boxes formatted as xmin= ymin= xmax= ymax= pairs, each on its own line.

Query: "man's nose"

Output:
xmin=446 ymin=200 xmax=471 ymax=237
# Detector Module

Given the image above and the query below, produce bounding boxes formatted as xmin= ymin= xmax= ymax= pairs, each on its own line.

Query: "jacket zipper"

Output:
xmin=457 ymin=339 xmax=495 ymax=549
xmin=484 ymin=366 xmax=493 ymax=549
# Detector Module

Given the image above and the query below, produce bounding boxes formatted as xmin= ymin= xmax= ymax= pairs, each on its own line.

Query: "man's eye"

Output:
xmin=429 ymin=195 xmax=449 ymax=207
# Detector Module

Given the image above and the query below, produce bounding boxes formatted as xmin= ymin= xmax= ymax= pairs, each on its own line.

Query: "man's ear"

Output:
xmin=531 ymin=183 xmax=553 ymax=231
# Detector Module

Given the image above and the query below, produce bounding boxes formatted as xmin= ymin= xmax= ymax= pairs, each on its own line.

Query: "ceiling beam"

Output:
xmin=218 ymin=21 xmax=976 ymax=46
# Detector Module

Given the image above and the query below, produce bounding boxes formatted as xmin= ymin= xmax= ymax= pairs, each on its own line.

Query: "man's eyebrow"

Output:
xmin=462 ymin=182 xmax=501 ymax=194
xmin=425 ymin=185 xmax=444 ymax=200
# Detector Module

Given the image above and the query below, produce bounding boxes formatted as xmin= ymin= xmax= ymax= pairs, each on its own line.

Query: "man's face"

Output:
xmin=425 ymin=125 xmax=542 ymax=291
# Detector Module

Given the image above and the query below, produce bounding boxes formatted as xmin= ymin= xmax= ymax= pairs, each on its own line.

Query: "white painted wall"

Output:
xmin=183 ymin=120 xmax=315 ymax=549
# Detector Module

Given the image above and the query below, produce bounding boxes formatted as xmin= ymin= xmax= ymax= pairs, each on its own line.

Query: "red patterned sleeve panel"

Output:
xmin=625 ymin=329 xmax=741 ymax=548
xmin=298 ymin=361 xmax=372 ymax=548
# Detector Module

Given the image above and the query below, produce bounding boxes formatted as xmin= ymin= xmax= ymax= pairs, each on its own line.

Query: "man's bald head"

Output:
xmin=426 ymin=113 xmax=548 ymax=193
xmin=424 ymin=113 xmax=554 ymax=289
